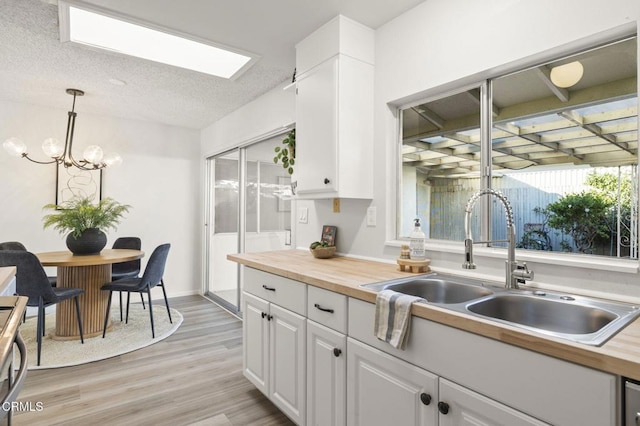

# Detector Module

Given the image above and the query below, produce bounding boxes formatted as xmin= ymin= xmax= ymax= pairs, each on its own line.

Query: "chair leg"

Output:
xmin=140 ymin=293 xmax=146 ymax=310
xmin=42 ymin=310 xmax=46 ymax=336
xmin=126 ymin=293 xmax=131 ymax=323
xmin=36 ymin=298 xmax=44 ymax=366
xmin=119 ymin=292 xmax=123 ymax=322
xmin=102 ymin=291 xmax=113 ymax=338
xmin=74 ymin=296 xmax=84 ymax=344
xmin=147 ymin=287 xmax=155 ymax=339
xmin=160 ymin=279 xmax=172 ymax=323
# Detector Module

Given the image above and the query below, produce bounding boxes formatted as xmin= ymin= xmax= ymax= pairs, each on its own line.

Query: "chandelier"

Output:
xmin=3 ymin=89 xmax=121 ymax=170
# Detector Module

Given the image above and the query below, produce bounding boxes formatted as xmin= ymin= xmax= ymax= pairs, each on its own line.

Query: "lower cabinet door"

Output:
xmin=347 ymin=338 xmax=438 ymax=426
xmin=438 ymin=379 xmax=550 ymax=426
xmin=307 ymin=321 xmax=346 ymax=426
xmin=270 ymin=303 xmax=306 ymax=425
xmin=242 ymin=291 xmax=269 ymax=395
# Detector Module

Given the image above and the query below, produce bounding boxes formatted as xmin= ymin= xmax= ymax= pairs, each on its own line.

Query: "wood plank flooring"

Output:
xmin=13 ymin=295 xmax=294 ymax=426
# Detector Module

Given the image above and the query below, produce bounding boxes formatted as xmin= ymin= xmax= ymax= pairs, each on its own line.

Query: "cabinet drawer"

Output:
xmin=307 ymin=286 xmax=347 ymax=333
xmin=244 ymin=268 xmax=307 ymax=315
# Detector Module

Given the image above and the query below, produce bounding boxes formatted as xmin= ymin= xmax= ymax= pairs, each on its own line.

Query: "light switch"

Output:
xmin=367 ymin=206 xmax=376 ymax=226
xmin=298 ymin=207 xmax=308 ymax=224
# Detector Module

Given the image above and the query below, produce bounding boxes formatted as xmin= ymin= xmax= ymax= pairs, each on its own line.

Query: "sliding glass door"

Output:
xmin=205 ymin=131 xmax=293 ymax=314
xmin=245 ymin=137 xmax=292 ymax=254
xmin=206 ymin=150 xmax=241 ymax=311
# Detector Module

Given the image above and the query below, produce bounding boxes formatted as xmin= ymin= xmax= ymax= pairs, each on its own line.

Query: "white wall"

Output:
xmin=201 ymin=81 xmax=295 ymax=156
xmin=0 ymin=98 xmax=201 ymax=298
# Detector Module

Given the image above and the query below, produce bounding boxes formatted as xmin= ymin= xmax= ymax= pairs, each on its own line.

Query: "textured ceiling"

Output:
xmin=0 ymin=0 xmax=424 ymax=130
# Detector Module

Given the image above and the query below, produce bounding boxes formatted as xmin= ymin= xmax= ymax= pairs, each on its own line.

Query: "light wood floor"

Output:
xmin=14 ymin=295 xmax=294 ymax=426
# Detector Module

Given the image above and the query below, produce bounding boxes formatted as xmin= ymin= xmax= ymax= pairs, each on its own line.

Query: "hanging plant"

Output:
xmin=273 ymin=129 xmax=295 ymax=175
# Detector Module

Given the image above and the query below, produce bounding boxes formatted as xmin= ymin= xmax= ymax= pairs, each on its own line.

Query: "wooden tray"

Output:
xmin=397 ymin=258 xmax=431 ymax=273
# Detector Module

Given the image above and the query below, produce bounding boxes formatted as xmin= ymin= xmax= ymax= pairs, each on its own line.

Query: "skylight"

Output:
xmin=58 ymin=1 xmax=256 ymax=79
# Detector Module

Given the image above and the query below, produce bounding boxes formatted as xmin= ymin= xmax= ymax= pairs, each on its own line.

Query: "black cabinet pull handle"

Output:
xmin=324 ymin=178 xmax=330 ymax=184
xmin=438 ymin=401 xmax=450 ymax=415
xmin=261 ymin=312 xmax=266 ymax=319
xmin=262 ymin=285 xmax=276 ymax=292
xmin=420 ymin=393 xmax=431 ymax=406
xmin=333 ymin=348 xmax=342 ymax=357
xmin=314 ymin=303 xmax=334 ymax=313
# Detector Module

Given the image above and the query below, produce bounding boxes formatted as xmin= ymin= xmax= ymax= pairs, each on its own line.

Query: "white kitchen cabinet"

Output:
xmin=270 ymin=303 xmax=306 ymax=425
xmin=307 ymin=321 xmax=346 ymax=426
xmin=347 ymin=338 xmax=438 ymax=426
xmin=294 ymin=14 xmax=374 ymax=200
xmin=347 ymin=337 xmax=548 ymax=426
xmin=306 ymin=285 xmax=348 ymax=426
xmin=294 ymin=54 xmax=373 ymax=199
xmin=242 ymin=268 xmax=308 ymax=425
xmin=438 ymin=378 xmax=549 ymax=426
xmin=243 ymin=291 xmax=270 ymax=395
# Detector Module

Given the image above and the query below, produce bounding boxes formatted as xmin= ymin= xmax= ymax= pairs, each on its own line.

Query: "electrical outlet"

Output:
xmin=333 ymin=198 xmax=340 ymax=213
xmin=298 ymin=207 xmax=308 ymax=224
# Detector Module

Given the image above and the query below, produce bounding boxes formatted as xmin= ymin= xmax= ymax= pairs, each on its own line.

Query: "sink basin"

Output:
xmin=363 ymin=273 xmax=640 ymax=346
xmin=466 ymin=293 xmax=640 ymax=345
xmin=364 ymin=274 xmax=493 ymax=304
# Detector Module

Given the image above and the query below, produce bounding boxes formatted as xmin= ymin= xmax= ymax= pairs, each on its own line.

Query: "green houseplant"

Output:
xmin=273 ymin=129 xmax=295 ymax=175
xmin=43 ymin=196 xmax=131 ymax=255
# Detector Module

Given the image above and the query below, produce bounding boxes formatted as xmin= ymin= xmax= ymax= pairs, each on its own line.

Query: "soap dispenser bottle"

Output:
xmin=409 ymin=218 xmax=426 ymax=260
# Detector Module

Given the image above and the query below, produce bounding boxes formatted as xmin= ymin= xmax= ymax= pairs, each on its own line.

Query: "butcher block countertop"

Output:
xmin=228 ymin=249 xmax=640 ymax=381
xmin=0 ymin=267 xmax=16 ymax=294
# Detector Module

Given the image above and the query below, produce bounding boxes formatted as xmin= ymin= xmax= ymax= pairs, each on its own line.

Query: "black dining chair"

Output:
xmin=0 ymin=250 xmax=84 ymax=366
xmin=111 ymin=237 xmax=144 ymax=321
xmin=101 ymin=243 xmax=172 ymax=339
xmin=0 ymin=241 xmax=57 ymax=287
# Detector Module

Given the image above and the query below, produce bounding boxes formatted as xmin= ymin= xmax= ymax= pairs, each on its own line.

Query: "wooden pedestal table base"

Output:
xmin=36 ymin=249 xmax=145 ymax=340
xmin=55 ymin=264 xmax=112 ymax=339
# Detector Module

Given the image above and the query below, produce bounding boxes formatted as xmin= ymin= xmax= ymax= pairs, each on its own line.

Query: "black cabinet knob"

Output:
xmin=333 ymin=348 xmax=342 ymax=357
xmin=261 ymin=312 xmax=266 ymax=319
xmin=438 ymin=401 xmax=450 ymax=415
xmin=267 ymin=314 xmax=273 ymax=321
xmin=420 ymin=393 xmax=431 ymax=406
xmin=324 ymin=178 xmax=330 ymax=184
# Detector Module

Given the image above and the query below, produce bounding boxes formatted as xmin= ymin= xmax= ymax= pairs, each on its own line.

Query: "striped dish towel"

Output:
xmin=374 ymin=289 xmax=426 ymax=350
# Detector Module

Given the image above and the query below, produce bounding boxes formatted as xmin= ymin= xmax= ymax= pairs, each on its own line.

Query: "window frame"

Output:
xmin=391 ymin=33 xmax=639 ymax=275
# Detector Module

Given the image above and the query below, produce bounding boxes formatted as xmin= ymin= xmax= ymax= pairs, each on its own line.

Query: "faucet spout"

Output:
xmin=463 ymin=189 xmax=533 ymax=288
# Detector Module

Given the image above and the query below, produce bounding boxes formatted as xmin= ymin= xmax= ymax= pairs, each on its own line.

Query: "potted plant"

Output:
xmin=43 ymin=196 xmax=131 ymax=255
xmin=274 ymin=129 xmax=295 ymax=175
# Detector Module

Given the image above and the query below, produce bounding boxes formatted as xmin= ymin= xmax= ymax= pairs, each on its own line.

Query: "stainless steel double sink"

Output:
xmin=363 ymin=273 xmax=640 ymax=346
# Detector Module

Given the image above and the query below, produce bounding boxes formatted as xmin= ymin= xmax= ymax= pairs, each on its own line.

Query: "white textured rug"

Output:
xmin=21 ymin=304 xmax=182 ymax=370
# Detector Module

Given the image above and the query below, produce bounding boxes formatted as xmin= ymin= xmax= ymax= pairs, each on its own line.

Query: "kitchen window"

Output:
xmin=399 ymin=36 xmax=638 ymax=260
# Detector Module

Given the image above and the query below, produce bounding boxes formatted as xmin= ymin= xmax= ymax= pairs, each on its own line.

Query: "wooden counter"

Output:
xmin=228 ymin=249 xmax=640 ymax=381
xmin=0 ymin=267 xmax=16 ymax=294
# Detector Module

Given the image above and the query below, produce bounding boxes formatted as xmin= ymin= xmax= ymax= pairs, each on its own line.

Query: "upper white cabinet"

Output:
xmin=294 ymin=16 xmax=374 ymax=199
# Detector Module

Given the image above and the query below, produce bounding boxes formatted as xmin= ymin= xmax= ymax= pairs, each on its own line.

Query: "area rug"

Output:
xmin=20 ymin=304 xmax=183 ymax=370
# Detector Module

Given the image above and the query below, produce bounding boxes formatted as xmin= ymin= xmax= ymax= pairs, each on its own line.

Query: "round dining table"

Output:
xmin=37 ymin=249 xmax=144 ymax=340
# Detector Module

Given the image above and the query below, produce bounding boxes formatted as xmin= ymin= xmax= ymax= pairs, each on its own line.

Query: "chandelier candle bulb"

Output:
xmin=2 ymin=137 xmax=27 ymax=157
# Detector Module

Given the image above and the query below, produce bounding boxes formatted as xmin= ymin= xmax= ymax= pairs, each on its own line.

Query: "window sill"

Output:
xmin=386 ymin=239 xmax=639 ymax=275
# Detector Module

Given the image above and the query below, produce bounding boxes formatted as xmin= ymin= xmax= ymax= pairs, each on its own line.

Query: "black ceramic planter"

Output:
xmin=66 ymin=228 xmax=107 ymax=255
